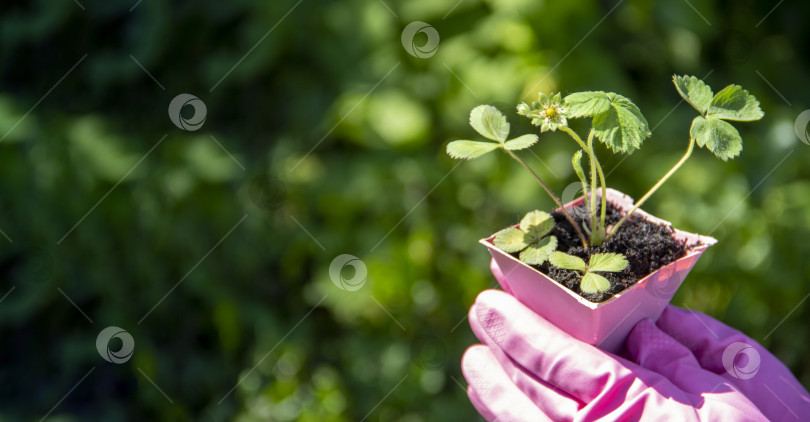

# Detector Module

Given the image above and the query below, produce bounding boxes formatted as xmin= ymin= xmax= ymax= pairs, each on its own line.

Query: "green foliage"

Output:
xmin=549 ymin=251 xmax=588 ymax=272
xmin=590 ymin=93 xmax=651 ymax=154
xmin=492 ymin=227 xmax=527 ymax=252
xmin=503 ymin=134 xmax=539 ymax=151
xmin=469 ymin=105 xmax=510 ymax=142
xmin=493 ymin=210 xmax=558 ymax=265
xmin=563 ymin=91 xmax=651 ymax=154
xmin=446 ymin=140 xmax=500 ymax=159
xmin=589 ymin=253 xmax=630 ymax=272
xmin=549 ymin=252 xmax=628 ymax=294
xmin=690 ymin=116 xmax=743 ymax=161
xmin=708 ymin=85 xmax=765 ymax=122
xmin=581 ymin=273 xmax=611 ymax=295
xmin=447 ymin=106 xmax=537 ymax=159
xmin=564 ymin=91 xmax=613 ymax=117
xmin=674 ymin=75 xmax=764 ymax=161
xmin=673 ymin=75 xmax=714 ymax=115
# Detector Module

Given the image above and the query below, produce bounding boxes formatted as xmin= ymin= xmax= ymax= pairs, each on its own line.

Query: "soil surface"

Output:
xmin=515 ymin=201 xmax=695 ymax=303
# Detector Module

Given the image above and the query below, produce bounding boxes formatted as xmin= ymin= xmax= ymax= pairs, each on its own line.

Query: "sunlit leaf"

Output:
xmin=673 ymin=75 xmax=713 ymax=115
xmin=494 ymin=228 xmax=529 ymax=253
xmin=572 ymin=150 xmax=587 ymax=188
xmin=503 ymin=134 xmax=538 ymax=151
xmin=519 ymin=210 xmax=554 ymax=237
xmin=581 ymin=272 xmax=611 ymax=294
xmin=588 ymin=253 xmax=628 ymax=272
xmin=549 ymin=252 xmax=588 ymax=272
xmin=446 ymin=140 xmax=500 ymax=160
xmin=469 ymin=105 xmax=510 ymax=142
xmin=564 ymin=91 xmax=611 ymax=118
xmin=590 ymin=93 xmax=650 ymax=154
xmin=690 ymin=116 xmax=742 ymax=161
xmin=519 ymin=236 xmax=558 ymax=266
xmin=707 ymin=85 xmax=764 ymax=122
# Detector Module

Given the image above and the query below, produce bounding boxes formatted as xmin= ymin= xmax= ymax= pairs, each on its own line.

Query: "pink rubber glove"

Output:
xmin=461 ymin=264 xmax=810 ymax=421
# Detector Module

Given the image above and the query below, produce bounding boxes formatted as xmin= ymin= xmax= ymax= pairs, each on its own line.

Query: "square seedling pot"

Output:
xmin=480 ymin=188 xmax=717 ymax=353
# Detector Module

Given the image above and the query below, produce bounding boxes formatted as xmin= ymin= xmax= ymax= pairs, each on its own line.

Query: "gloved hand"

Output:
xmin=461 ymin=261 xmax=810 ymax=422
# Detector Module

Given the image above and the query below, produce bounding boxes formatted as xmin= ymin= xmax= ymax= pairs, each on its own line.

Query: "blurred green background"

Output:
xmin=1 ymin=0 xmax=809 ymax=420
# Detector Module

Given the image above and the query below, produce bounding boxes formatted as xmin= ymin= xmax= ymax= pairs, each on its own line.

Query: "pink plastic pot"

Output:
xmin=480 ymin=188 xmax=717 ymax=353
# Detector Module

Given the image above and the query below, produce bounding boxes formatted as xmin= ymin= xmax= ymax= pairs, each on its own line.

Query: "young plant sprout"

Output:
xmin=493 ymin=210 xmax=558 ymax=266
xmin=446 ymin=75 xmax=763 ymax=297
xmin=548 ymin=252 xmax=628 ymax=294
xmin=518 ymin=90 xmax=651 ymax=246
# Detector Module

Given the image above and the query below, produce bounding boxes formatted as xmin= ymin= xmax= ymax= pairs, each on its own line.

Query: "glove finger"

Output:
xmin=469 ymin=289 xmax=636 ymax=403
xmin=466 ymin=386 xmax=498 ymax=422
xmin=627 ymin=318 xmax=736 ymax=395
xmin=462 ymin=345 xmax=552 ymax=422
xmin=473 ymin=310 xmax=582 ymax=420
xmin=657 ymin=305 xmax=810 ymax=420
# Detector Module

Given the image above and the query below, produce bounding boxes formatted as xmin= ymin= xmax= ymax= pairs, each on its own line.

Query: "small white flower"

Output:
xmin=532 ymin=92 xmax=568 ymax=132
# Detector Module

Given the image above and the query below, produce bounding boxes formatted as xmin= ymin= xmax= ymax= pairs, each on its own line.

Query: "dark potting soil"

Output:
xmin=516 ymin=201 xmax=694 ymax=303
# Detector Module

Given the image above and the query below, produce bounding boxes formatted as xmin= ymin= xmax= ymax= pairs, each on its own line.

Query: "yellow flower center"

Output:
xmin=544 ymin=106 xmax=558 ymax=119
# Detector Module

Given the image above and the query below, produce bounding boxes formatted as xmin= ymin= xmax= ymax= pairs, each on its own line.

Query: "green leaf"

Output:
xmin=588 ymin=253 xmax=628 ymax=273
xmin=564 ymin=91 xmax=611 ymax=118
xmin=519 ymin=210 xmax=554 ymax=238
xmin=470 ymin=105 xmax=510 ymax=142
xmin=591 ymin=93 xmax=651 ymax=154
xmin=504 ymin=134 xmax=539 ymax=151
xmin=519 ymin=236 xmax=558 ymax=266
xmin=572 ymin=150 xmax=588 ymax=188
xmin=673 ymin=75 xmax=713 ymax=115
xmin=493 ymin=228 xmax=529 ymax=253
xmin=690 ymin=116 xmax=742 ymax=161
xmin=707 ymin=85 xmax=764 ymax=122
xmin=549 ymin=252 xmax=588 ymax=272
xmin=580 ymin=272 xmax=611 ymax=294
xmin=446 ymin=140 xmax=500 ymax=160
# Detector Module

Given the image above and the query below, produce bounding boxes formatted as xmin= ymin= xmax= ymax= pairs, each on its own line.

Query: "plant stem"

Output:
xmin=561 ymin=127 xmax=602 ymax=242
xmin=586 ymin=131 xmax=598 ymax=232
xmin=505 ymin=149 xmax=590 ymax=249
xmin=589 ymin=131 xmax=608 ymax=231
xmin=607 ymin=137 xmax=696 ymax=239
xmin=560 ymin=127 xmax=592 ymax=225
